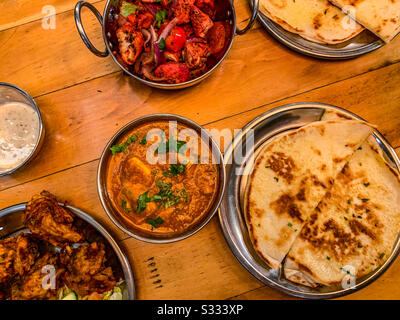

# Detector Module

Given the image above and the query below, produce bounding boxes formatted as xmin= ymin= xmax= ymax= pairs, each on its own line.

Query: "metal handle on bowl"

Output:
xmin=74 ymin=1 xmax=109 ymax=57
xmin=235 ymin=0 xmax=260 ymax=35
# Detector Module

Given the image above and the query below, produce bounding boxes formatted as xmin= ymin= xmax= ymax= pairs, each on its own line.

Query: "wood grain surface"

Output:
xmin=1 ymin=0 xmax=400 ymax=300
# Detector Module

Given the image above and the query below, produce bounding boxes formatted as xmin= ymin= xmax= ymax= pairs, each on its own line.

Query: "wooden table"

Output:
xmin=1 ymin=0 xmax=400 ymax=300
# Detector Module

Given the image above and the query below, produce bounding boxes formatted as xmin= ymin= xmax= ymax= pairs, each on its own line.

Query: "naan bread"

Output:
xmin=284 ymin=136 xmax=400 ymax=286
xmin=329 ymin=0 xmax=400 ymax=43
xmin=259 ymin=0 xmax=364 ymax=44
xmin=245 ymin=120 xmax=373 ymax=269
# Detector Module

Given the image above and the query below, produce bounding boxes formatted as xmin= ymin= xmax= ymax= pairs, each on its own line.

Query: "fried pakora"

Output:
xmin=10 ymin=252 xmax=64 ymax=300
xmin=61 ymin=242 xmax=116 ymax=297
xmin=0 ymin=233 xmax=38 ymax=284
xmin=1 ymin=191 xmax=123 ymax=300
xmin=22 ymin=191 xmax=83 ymax=246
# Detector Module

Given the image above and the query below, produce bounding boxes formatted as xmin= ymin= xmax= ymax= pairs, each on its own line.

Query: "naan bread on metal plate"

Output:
xmin=245 ymin=120 xmax=373 ymax=269
xmin=329 ymin=0 xmax=400 ymax=43
xmin=284 ymin=136 xmax=400 ymax=287
xmin=259 ymin=0 xmax=364 ymax=44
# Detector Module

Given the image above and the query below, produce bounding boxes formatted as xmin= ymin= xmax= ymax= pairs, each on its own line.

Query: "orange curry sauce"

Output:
xmin=106 ymin=121 xmax=219 ymax=236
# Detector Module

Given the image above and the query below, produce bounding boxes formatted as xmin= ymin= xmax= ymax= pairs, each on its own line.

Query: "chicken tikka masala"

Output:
xmin=106 ymin=120 xmax=220 ymax=236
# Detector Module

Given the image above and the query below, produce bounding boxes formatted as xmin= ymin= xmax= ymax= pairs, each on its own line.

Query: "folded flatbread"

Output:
xmin=284 ymin=135 xmax=400 ymax=286
xmin=259 ymin=0 xmax=364 ymax=44
xmin=329 ymin=0 xmax=400 ymax=43
xmin=245 ymin=120 xmax=374 ymax=269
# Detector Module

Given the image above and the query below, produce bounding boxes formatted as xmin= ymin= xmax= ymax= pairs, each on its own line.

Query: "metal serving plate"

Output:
xmin=0 ymin=203 xmax=136 ymax=300
xmin=219 ymin=102 xmax=400 ymax=299
xmin=249 ymin=0 xmax=384 ymax=59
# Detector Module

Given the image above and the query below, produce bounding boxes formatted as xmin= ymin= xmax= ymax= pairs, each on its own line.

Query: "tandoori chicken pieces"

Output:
xmin=114 ymin=0 xmax=229 ymax=83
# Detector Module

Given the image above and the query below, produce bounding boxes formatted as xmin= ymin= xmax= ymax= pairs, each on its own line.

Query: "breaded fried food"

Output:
xmin=0 ymin=234 xmax=38 ymax=284
xmin=61 ymin=242 xmax=116 ymax=297
xmin=22 ymin=191 xmax=83 ymax=246
xmin=11 ymin=252 xmax=64 ymax=300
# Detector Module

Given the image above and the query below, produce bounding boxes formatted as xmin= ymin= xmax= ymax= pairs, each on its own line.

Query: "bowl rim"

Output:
xmin=101 ymin=0 xmax=237 ymax=89
xmin=0 ymin=82 xmax=45 ymax=177
xmin=97 ymin=113 xmax=227 ymax=243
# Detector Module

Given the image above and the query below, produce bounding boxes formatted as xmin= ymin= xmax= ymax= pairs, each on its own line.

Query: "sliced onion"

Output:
xmin=143 ymin=3 xmax=158 ymax=16
xmin=158 ymin=17 xmax=179 ymax=43
xmin=142 ymin=65 xmax=165 ymax=82
xmin=154 ymin=42 xmax=162 ymax=66
xmin=141 ymin=28 xmax=152 ymax=48
xmin=186 ymin=36 xmax=204 ymax=43
xmin=149 ymin=25 xmax=158 ymax=43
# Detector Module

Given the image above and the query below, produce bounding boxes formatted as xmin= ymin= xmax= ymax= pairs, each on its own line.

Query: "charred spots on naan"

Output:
xmin=313 ymin=14 xmax=323 ymax=30
xmin=296 ymin=188 xmax=306 ymax=201
xmin=349 ymin=219 xmax=377 ymax=240
xmin=266 ymin=152 xmax=296 ymax=184
xmin=270 ymin=194 xmax=304 ymax=223
xmin=311 ymin=174 xmax=327 ymax=189
xmin=311 ymin=147 xmax=322 ymax=156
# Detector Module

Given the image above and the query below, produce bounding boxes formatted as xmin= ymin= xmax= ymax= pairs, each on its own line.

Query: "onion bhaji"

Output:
xmin=0 ymin=233 xmax=39 ymax=284
xmin=22 ymin=191 xmax=84 ymax=247
xmin=11 ymin=252 xmax=64 ymax=300
xmin=61 ymin=242 xmax=116 ymax=297
xmin=0 ymin=191 xmax=122 ymax=300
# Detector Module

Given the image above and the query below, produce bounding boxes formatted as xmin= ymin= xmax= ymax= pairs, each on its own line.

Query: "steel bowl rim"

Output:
xmin=0 ymin=202 xmax=136 ymax=300
xmin=0 ymin=82 xmax=45 ymax=177
xmin=219 ymin=102 xmax=400 ymax=299
xmin=97 ymin=113 xmax=226 ymax=243
xmin=101 ymin=0 xmax=237 ymax=89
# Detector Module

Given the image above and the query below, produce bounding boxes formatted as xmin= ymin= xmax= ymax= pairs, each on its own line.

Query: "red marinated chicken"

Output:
xmin=195 ymin=0 xmax=215 ymax=18
xmin=171 ymin=0 xmax=195 ymax=24
xmin=155 ymin=62 xmax=190 ymax=83
xmin=190 ymin=5 xmax=214 ymax=38
xmin=116 ymin=23 xmax=144 ymax=65
xmin=183 ymin=39 xmax=210 ymax=69
xmin=114 ymin=0 xmax=231 ymax=83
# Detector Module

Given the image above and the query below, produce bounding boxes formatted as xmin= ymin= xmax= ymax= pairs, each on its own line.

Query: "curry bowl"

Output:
xmin=74 ymin=0 xmax=259 ymax=89
xmin=97 ymin=114 xmax=226 ymax=243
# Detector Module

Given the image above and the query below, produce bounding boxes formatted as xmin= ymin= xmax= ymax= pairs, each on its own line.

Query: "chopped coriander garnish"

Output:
xmin=146 ymin=217 xmax=164 ymax=229
xmin=361 ymin=198 xmax=369 ymax=202
xmin=364 ymin=182 xmax=370 ymax=187
xmin=137 ymin=191 xmax=162 ymax=213
xmin=120 ymin=1 xmax=138 ymax=17
xmin=345 ymin=209 xmax=349 ymax=214
xmin=358 ymin=242 xmax=362 ymax=248
xmin=139 ymin=136 xmax=147 ymax=145
xmin=164 ymin=164 xmax=186 ymax=176
xmin=157 ymin=138 xmax=187 ymax=154
xmin=274 ymin=177 xmax=279 ymax=182
xmin=155 ymin=10 xmax=167 ymax=28
xmin=327 ymin=256 xmax=331 ymax=260
xmin=379 ymin=253 xmax=385 ymax=259
xmin=344 ymin=216 xmax=348 ymax=220
xmin=324 ymin=8 xmax=328 ymax=14
xmin=347 ymin=199 xmax=351 ymax=204
xmin=110 ymin=134 xmax=138 ymax=155
xmin=333 ymin=14 xmax=338 ymax=19
xmin=359 ymin=162 xmax=362 ymax=166
xmin=158 ymin=38 xmax=166 ymax=50
xmin=288 ymin=222 xmax=293 ymax=227
xmin=121 ymin=199 xmax=130 ymax=213
xmin=366 ymin=209 xmax=371 ymax=213
xmin=358 ymin=146 xmax=363 ymax=150
xmin=265 ymin=165 xmax=271 ymax=168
